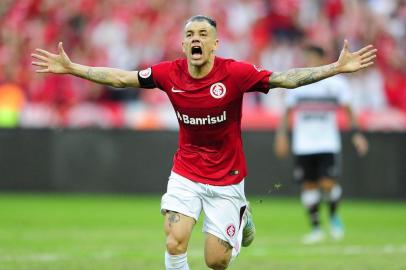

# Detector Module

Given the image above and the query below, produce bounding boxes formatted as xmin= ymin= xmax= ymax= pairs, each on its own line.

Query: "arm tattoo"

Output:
xmin=269 ymin=63 xmax=338 ymax=89
xmin=167 ymin=212 xmax=180 ymax=227
xmin=87 ymin=67 xmax=108 ymax=81
xmin=217 ymin=238 xmax=232 ymax=253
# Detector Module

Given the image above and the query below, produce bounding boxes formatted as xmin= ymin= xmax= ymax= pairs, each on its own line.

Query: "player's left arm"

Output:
xmin=345 ymin=105 xmax=369 ymax=156
xmin=269 ymin=40 xmax=377 ymax=89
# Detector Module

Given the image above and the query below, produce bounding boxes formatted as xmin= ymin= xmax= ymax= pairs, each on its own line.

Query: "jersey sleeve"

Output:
xmin=230 ymin=61 xmax=272 ymax=93
xmin=143 ymin=61 xmax=172 ymax=91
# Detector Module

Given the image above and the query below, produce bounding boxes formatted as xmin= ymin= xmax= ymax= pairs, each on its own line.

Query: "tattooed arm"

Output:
xmin=269 ymin=63 xmax=339 ymax=89
xmin=269 ymin=40 xmax=377 ymax=89
xmin=32 ymin=42 xmax=140 ymax=88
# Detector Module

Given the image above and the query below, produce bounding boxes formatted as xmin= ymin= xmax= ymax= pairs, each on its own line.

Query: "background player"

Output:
xmin=32 ymin=15 xmax=376 ymax=270
xmin=274 ymin=45 xmax=369 ymax=244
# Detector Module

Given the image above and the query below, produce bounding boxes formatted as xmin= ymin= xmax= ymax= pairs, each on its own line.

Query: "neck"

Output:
xmin=188 ymin=55 xmax=215 ymax=79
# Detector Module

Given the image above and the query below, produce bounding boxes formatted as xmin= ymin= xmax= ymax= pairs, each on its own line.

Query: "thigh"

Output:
xmin=294 ymin=154 xmax=318 ymax=183
xmin=204 ymin=233 xmax=232 ymax=268
xmin=161 ymin=172 xmax=203 ymax=254
xmin=317 ymin=153 xmax=340 ymax=180
xmin=202 ymin=181 xmax=246 ymax=249
xmin=164 ymin=211 xmax=196 ymax=254
xmin=161 ymin=171 xmax=203 ymax=220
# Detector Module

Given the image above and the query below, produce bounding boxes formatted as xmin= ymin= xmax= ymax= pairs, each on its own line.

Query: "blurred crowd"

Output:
xmin=0 ymin=0 xmax=405 ymax=130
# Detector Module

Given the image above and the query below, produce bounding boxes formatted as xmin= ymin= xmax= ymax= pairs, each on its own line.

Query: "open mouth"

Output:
xmin=191 ymin=46 xmax=203 ymax=59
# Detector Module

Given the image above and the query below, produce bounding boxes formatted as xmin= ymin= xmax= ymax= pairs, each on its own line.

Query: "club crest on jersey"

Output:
xmin=139 ymin=68 xmax=152 ymax=79
xmin=226 ymin=224 xmax=236 ymax=237
xmin=210 ymin=83 xmax=227 ymax=99
xmin=253 ymin=65 xmax=262 ymax=72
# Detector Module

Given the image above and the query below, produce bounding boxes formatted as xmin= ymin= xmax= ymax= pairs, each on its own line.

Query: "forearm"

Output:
xmin=277 ymin=109 xmax=290 ymax=136
xmin=269 ymin=62 xmax=340 ymax=89
xmin=345 ymin=106 xmax=360 ymax=131
xmin=68 ymin=63 xmax=139 ymax=88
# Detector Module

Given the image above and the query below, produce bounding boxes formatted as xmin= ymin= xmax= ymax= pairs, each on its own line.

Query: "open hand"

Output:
xmin=31 ymin=42 xmax=72 ymax=74
xmin=336 ymin=40 xmax=377 ymax=73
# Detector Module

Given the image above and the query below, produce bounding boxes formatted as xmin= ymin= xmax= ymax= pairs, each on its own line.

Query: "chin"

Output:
xmin=189 ymin=58 xmax=206 ymax=67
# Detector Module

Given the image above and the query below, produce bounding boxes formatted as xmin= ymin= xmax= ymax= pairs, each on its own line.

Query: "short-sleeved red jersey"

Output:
xmin=144 ymin=56 xmax=272 ymax=186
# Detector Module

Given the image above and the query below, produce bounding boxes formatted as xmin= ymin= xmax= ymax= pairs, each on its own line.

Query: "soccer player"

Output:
xmin=32 ymin=15 xmax=376 ymax=270
xmin=274 ymin=45 xmax=369 ymax=244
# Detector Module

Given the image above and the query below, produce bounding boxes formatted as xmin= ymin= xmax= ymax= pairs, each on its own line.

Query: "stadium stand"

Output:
xmin=1 ymin=0 xmax=405 ymax=130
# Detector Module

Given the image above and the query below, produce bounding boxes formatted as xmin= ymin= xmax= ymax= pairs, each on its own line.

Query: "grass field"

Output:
xmin=0 ymin=194 xmax=405 ymax=270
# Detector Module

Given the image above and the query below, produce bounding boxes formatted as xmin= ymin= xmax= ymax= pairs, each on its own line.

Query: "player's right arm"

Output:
xmin=31 ymin=42 xmax=140 ymax=88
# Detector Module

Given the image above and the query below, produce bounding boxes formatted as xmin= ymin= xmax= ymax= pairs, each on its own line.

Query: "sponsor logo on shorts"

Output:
xmin=226 ymin=224 xmax=236 ymax=238
xmin=139 ymin=68 xmax=152 ymax=79
xmin=176 ymin=110 xmax=226 ymax=125
xmin=210 ymin=83 xmax=226 ymax=99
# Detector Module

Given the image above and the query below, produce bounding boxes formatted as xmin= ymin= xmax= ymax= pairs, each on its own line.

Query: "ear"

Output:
xmin=181 ymin=40 xmax=186 ymax=54
xmin=212 ymin=39 xmax=219 ymax=52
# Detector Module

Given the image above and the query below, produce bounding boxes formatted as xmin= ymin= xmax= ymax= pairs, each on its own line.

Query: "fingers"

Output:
xmin=343 ymin=39 xmax=349 ymax=52
xmin=35 ymin=69 xmax=50 ymax=73
xmin=58 ymin=42 xmax=64 ymax=55
xmin=361 ymin=48 xmax=377 ymax=58
xmin=356 ymin=45 xmax=375 ymax=56
xmin=32 ymin=61 xmax=48 ymax=67
xmin=35 ymin=48 xmax=52 ymax=57
xmin=360 ymin=62 xmax=374 ymax=69
xmin=31 ymin=53 xmax=48 ymax=62
xmin=361 ymin=55 xmax=376 ymax=65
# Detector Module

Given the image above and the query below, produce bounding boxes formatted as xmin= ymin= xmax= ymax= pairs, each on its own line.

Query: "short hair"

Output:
xmin=185 ymin=15 xmax=217 ymax=30
xmin=304 ymin=45 xmax=325 ymax=57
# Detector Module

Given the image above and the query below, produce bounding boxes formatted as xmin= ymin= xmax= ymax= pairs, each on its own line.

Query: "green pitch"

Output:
xmin=0 ymin=194 xmax=405 ymax=270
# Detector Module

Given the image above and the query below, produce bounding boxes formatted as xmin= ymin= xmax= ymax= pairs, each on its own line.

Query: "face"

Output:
xmin=182 ymin=20 xmax=219 ymax=67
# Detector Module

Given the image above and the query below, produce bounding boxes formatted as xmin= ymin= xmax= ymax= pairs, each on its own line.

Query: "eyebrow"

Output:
xmin=186 ymin=29 xmax=209 ymax=34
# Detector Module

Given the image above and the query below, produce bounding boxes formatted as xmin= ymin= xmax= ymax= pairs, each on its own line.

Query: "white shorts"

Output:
xmin=161 ymin=171 xmax=247 ymax=248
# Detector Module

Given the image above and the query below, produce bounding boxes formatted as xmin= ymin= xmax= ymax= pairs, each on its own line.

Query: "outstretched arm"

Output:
xmin=31 ymin=42 xmax=140 ymax=88
xmin=269 ymin=40 xmax=377 ymax=89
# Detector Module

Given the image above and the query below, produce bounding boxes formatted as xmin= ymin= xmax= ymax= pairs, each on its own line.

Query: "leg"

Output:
xmin=164 ymin=211 xmax=195 ymax=269
xmin=161 ymin=172 xmax=204 ymax=270
xmin=295 ymin=155 xmax=323 ymax=243
xmin=318 ymin=153 xmax=344 ymax=240
xmin=164 ymin=211 xmax=195 ymax=255
xmin=204 ymin=233 xmax=232 ymax=270
xmin=318 ymin=153 xmax=341 ymax=217
xmin=301 ymin=181 xmax=322 ymax=230
xmin=319 ymin=177 xmax=344 ymax=240
xmin=301 ymin=181 xmax=324 ymax=244
xmin=319 ymin=176 xmax=342 ymax=218
xmin=201 ymin=181 xmax=247 ymax=269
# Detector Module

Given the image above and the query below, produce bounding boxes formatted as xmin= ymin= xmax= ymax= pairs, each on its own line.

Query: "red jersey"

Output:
xmin=144 ymin=57 xmax=272 ymax=186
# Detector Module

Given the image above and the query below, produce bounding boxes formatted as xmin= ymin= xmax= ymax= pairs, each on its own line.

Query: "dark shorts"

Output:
xmin=293 ymin=153 xmax=340 ymax=183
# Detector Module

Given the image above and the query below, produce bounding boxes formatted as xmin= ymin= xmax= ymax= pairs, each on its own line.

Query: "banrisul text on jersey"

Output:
xmin=176 ymin=111 xmax=226 ymax=125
